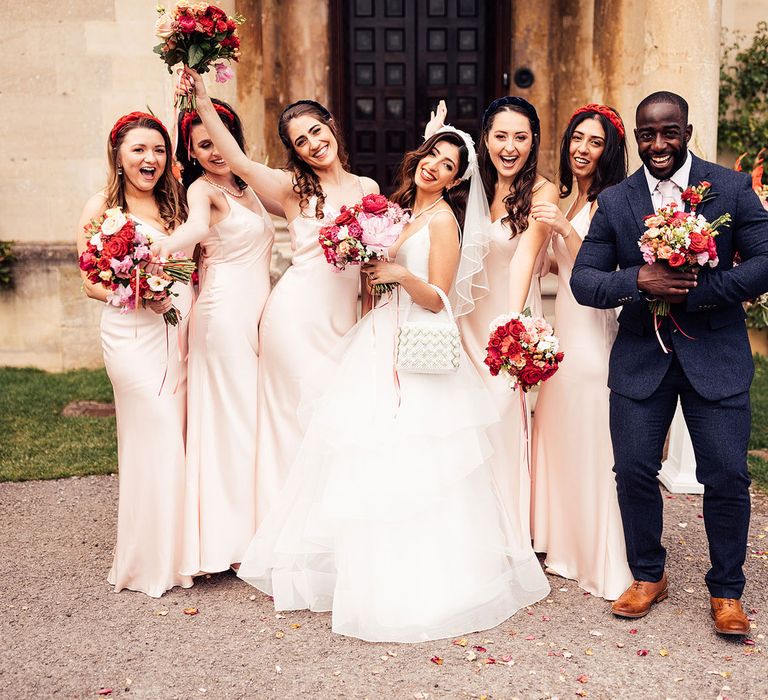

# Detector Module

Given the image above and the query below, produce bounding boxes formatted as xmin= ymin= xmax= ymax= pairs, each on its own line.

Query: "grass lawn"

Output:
xmin=1 ymin=361 xmax=768 ymax=491
xmin=0 ymin=367 xmax=116 ymax=481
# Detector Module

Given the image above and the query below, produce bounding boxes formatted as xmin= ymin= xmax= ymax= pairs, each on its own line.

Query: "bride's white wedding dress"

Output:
xmin=238 ymin=213 xmax=550 ymax=642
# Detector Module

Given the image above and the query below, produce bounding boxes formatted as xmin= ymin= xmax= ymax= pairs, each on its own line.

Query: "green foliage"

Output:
xmin=0 ymin=368 xmax=116 ymax=482
xmin=746 ymin=293 xmax=768 ymax=329
xmin=0 ymin=241 xmax=15 ymax=289
xmin=719 ymin=21 xmax=768 ymax=172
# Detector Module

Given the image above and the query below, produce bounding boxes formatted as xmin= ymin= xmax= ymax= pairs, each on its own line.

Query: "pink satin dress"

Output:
xmin=102 ymin=218 xmax=193 ymax=598
xmin=458 ymin=218 xmax=545 ymax=547
xmin=254 ymin=194 xmax=361 ymax=525
xmin=531 ymin=202 xmax=632 ymax=600
xmin=180 ymin=193 xmax=274 ymax=575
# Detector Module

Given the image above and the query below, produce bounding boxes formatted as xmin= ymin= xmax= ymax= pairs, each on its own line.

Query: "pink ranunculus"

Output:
xmin=214 ymin=62 xmax=235 ymax=83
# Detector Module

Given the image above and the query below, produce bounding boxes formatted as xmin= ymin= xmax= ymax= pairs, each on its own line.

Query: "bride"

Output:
xmin=237 ymin=126 xmax=550 ymax=643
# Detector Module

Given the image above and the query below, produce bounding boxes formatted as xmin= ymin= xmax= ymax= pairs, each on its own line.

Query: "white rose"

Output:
xmin=337 ymin=225 xmax=349 ymax=241
xmin=101 ymin=208 xmax=128 ymax=236
xmin=155 ymin=12 xmax=175 ymax=39
xmin=147 ymin=276 xmax=171 ymax=292
xmin=90 ymin=232 xmax=103 ymax=251
xmin=98 ymin=269 xmax=113 ymax=282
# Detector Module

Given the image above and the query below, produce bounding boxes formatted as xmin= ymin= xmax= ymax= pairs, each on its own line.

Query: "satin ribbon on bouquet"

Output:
xmin=651 ymin=304 xmax=695 ymax=354
xmin=519 ymin=392 xmax=531 ymax=477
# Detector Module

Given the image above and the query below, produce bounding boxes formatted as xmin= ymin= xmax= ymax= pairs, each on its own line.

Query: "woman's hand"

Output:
xmin=424 ymin=99 xmax=447 ymax=140
xmin=362 ymin=259 xmax=408 ymax=287
xmin=530 ymin=201 xmax=572 ymax=238
xmin=145 ymin=296 xmax=174 ymax=315
xmin=177 ymin=66 xmax=208 ymax=102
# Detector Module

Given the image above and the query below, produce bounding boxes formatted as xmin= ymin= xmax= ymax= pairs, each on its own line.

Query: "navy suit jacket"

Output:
xmin=571 ymin=154 xmax=768 ymax=401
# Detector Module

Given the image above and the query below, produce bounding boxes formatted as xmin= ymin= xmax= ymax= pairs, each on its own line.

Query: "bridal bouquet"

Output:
xmin=318 ymin=193 xmax=410 ymax=294
xmin=79 ymin=208 xmax=195 ymax=326
xmin=638 ymin=198 xmax=731 ymax=316
xmin=484 ymin=312 xmax=563 ymax=392
xmin=154 ymin=1 xmax=244 ymax=111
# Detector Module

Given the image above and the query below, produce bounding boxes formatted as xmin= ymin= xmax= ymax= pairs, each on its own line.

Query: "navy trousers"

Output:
xmin=609 ymin=355 xmax=751 ymax=599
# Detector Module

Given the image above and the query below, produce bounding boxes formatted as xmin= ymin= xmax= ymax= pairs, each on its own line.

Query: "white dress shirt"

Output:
xmin=644 ymin=151 xmax=693 ymax=211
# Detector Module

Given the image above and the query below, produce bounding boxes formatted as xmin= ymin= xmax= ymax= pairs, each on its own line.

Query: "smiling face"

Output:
xmin=117 ymin=127 xmax=167 ymax=193
xmin=414 ymin=139 xmax=461 ymax=195
xmin=569 ymin=115 xmax=606 ymax=180
xmin=189 ymin=123 xmax=230 ymax=177
xmin=286 ymin=114 xmax=338 ymax=170
xmin=634 ymin=101 xmax=692 ymax=179
xmin=485 ymin=109 xmax=533 ymax=179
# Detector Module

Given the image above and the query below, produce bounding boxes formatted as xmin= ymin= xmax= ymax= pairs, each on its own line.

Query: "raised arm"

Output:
xmin=152 ymin=179 xmax=214 ymax=258
xmin=507 ymin=181 xmax=558 ymax=312
xmin=76 ymin=193 xmax=110 ymax=302
xmin=685 ymin=175 xmax=768 ymax=311
xmin=181 ymin=67 xmax=294 ymax=207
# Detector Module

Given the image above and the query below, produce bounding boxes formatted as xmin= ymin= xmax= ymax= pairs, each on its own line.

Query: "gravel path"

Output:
xmin=1 ymin=475 xmax=766 ymax=700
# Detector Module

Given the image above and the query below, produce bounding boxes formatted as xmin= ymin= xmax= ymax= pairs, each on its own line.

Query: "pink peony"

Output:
xmin=214 ymin=62 xmax=235 ymax=83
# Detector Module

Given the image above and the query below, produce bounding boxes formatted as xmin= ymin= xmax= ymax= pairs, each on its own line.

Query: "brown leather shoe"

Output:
xmin=711 ymin=597 xmax=751 ymax=635
xmin=611 ymin=574 xmax=668 ymax=618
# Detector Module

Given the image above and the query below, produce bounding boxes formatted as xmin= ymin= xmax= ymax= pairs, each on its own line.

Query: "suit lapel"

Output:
xmin=626 ymin=167 xmax=655 ymax=236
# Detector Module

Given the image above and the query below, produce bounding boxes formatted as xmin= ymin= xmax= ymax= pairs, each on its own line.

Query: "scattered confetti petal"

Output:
xmin=183 ymin=607 xmax=199 ymax=616
xmin=500 ymin=654 xmax=514 ymax=663
xmin=430 ymin=656 xmax=443 ymax=665
xmin=743 ymin=639 xmax=756 ymax=646
xmin=629 ymin=629 xmax=638 ymax=635
xmin=480 ymin=657 xmax=496 ymax=665
xmin=659 ymin=649 xmax=669 ymax=657
xmin=452 ymin=638 xmax=468 ymax=647
xmin=275 ymin=665 xmax=282 ymax=675
xmin=473 ymin=646 xmax=487 ymax=653
xmin=274 ymin=630 xmax=285 ymax=639
xmin=683 ymin=588 xmax=695 ymax=594
xmin=248 ymin=594 xmax=256 ymax=601
xmin=387 ymin=650 xmax=398 ymax=657
xmin=97 ymin=690 xmax=113 ymax=697
xmin=576 ymin=691 xmax=588 ymax=698
xmin=616 ymin=642 xmax=625 ymax=648
xmin=577 ymin=674 xmax=589 ymax=683
xmin=464 ymin=650 xmax=477 ymax=662
xmin=156 ymin=610 xmax=169 ymax=616
xmin=589 ymin=630 xmax=603 ymax=637
xmin=678 ymin=522 xmax=688 ymax=528
xmin=290 ymin=623 xmax=301 ymax=629
xmin=524 ymin=635 xmax=536 ymax=641
xmin=541 ymin=615 xmax=551 ymax=621
xmin=637 ymin=649 xmax=649 ymax=656
xmin=584 ymin=648 xmax=594 ymax=656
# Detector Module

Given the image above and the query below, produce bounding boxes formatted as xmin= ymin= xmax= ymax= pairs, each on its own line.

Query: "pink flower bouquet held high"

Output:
xmin=153 ymin=2 xmax=244 ymax=111
xmin=318 ymin=193 xmax=410 ymax=295
xmin=79 ymin=208 xmax=195 ymax=326
xmin=484 ymin=312 xmax=563 ymax=393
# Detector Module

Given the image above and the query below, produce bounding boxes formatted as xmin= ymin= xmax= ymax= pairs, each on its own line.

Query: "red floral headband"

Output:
xmin=570 ymin=103 xmax=625 ymax=140
xmin=180 ymin=104 xmax=236 ymax=146
xmin=110 ymin=111 xmax=168 ymax=146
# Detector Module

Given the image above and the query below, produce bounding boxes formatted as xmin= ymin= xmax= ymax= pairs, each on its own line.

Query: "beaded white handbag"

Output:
xmin=395 ymin=284 xmax=461 ymax=374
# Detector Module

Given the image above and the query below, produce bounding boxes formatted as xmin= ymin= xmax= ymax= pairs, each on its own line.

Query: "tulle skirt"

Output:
xmin=238 ymin=298 xmax=550 ymax=642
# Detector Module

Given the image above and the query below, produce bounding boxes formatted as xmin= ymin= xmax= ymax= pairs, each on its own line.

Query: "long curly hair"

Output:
xmin=277 ymin=101 xmax=349 ymax=220
xmin=558 ymin=110 xmax=628 ymax=201
xmin=105 ymin=114 xmax=186 ymax=229
xmin=389 ymin=132 xmax=470 ymax=233
xmin=478 ymin=104 xmax=540 ymax=238
xmin=176 ymin=99 xmax=248 ymax=191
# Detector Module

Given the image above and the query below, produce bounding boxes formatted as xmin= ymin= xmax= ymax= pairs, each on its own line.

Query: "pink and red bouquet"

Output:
xmin=153 ymin=1 xmax=244 ymax=111
xmin=638 ymin=191 xmax=731 ymax=316
xmin=318 ymin=193 xmax=410 ymax=294
xmin=484 ymin=312 xmax=563 ymax=392
xmin=79 ymin=208 xmax=195 ymax=326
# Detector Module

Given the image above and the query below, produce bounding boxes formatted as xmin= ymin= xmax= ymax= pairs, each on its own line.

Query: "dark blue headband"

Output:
xmin=482 ymin=96 xmax=540 ymax=137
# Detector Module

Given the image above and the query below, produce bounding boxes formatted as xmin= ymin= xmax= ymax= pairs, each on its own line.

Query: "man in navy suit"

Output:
xmin=571 ymin=91 xmax=768 ymax=634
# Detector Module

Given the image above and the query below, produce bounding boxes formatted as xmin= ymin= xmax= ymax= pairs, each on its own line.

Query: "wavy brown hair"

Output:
xmin=105 ymin=116 xmax=186 ymax=228
xmin=390 ymin=132 xmax=470 ymax=234
xmin=478 ymin=104 xmax=540 ymax=238
xmin=277 ymin=101 xmax=349 ymax=220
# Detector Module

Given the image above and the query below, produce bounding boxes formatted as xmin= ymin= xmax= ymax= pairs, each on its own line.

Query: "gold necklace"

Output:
xmin=411 ymin=196 xmax=444 ymax=219
xmin=203 ymin=173 xmax=244 ymax=198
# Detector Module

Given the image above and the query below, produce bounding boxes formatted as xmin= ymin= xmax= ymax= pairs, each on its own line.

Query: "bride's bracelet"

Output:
xmin=560 ymin=224 xmax=574 ymax=239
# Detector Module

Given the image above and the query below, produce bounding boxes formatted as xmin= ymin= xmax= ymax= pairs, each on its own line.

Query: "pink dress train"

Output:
xmin=102 ymin=219 xmax=193 ymax=598
xmin=458 ymin=218 xmax=545 ymax=546
xmin=254 ymin=195 xmax=361 ymax=525
xmin=531 ymin=203 xmax=633 ymax=600
xmin=180 ymin=193 xmax=274 ymax=575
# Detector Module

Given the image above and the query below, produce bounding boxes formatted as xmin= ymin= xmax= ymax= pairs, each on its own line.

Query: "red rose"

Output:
xmin=216 ymin=19 xmax=228 ymax=32
xmin=97 ymin=255 xmax=112 ymax=271
xmin=104 ymin=238 xmax=129 ymax=258
xmin=519 ymin=365 xmax=544 ymax=388
xmin=361 ymin=193 xmax=389 ymax=215
xmin=79 ymin=252 xmax=96 ymax=271
xmin=688 ymin=232 xmax=708 ymax=253
xmin=199 ymin=16 xmax=215 ymax=35
xmin=206 ymin=5 xmax=226 ymax=20
xmin=506 ymin=320 xmax=526 ymax=339
xmin=335 ymin=207 xmax=357 ymax=226
xmin=178 ymin=13 xmax=196 ymax=33
xmin=226 ymin=19 xmax=237 ymax=32
xmin=555 ymin=351 xmax=564 ymax=363
xmin=221 ymin=35 xmax=240 ymax=49
xmin=668 ymin=253 xmax=686 ymax=267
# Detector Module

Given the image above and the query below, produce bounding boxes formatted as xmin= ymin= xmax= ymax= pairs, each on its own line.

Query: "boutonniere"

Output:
xmin=681 ymin=180 xmax=714 ymax=211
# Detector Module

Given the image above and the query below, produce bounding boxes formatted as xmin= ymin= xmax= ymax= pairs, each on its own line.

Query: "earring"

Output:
xmin=117 ymin=166 xmax=123 ymax=176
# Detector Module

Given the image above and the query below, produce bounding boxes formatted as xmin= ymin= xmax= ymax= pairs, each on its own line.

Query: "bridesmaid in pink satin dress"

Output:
xmin=179 ymin=69 xmax=379 ymax=526
xmin=153 ymin=102 xmax=276 ymax=575
xmin=76 ymin=112 xmax=192 ymax=597
xmin=442 ymin=97 xmax=558 ymax=544
xmin=530 ymin=104 xmax=633 ymax=599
